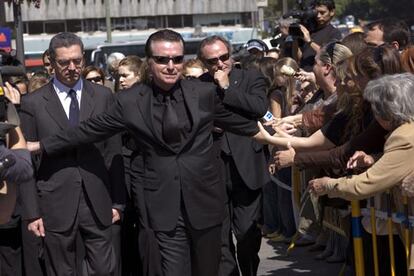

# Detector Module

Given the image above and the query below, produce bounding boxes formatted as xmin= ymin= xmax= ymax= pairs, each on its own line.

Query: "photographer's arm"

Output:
xmin=300 ymin=25 xmax=321 ymax=53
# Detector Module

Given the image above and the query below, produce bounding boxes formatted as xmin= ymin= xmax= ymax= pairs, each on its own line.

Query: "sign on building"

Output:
xmin=0 ymin=28 xmax=12 ymax=52
xmin=257 ymin=0 xmax=268 ymax=7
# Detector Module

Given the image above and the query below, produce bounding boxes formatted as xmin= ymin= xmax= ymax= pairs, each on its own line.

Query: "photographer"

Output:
xmin=298 ymin=0 xmax=342 ymax=71
xmin=0 ymin=82 xmax=34 ymax=276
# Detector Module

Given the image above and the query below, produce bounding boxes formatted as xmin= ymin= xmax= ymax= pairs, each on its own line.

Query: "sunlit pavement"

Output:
xmin=257 ymin=238 xmax=343 ymax=276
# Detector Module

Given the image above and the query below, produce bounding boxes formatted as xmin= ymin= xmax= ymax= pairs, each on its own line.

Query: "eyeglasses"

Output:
xmin=151 ymin=55 xmax=184 ymax=65
xmin=204 ymin=53 xmax=230 ymax=65
xmin=55 ymin=58 xmax=83 ymax=68
xmin=86 ymin=76 xmax=103 ymax=83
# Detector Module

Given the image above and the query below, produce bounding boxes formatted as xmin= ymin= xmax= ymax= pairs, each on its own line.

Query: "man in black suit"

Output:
xmin=198 ymin=36 xmax=269 ymax=276
xmin=20 ymin=32 xmax=125 ymax=276
xmin=27 ymin=29 xmax=264 ymax=276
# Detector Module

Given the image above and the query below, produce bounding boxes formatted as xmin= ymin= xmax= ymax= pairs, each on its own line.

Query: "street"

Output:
xmin=258 ymin=238 xmax=343 ymax=275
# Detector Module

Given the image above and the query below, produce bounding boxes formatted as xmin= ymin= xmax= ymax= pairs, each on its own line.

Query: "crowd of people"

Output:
xmin=1 ymin=0 xmax=414 ymax=276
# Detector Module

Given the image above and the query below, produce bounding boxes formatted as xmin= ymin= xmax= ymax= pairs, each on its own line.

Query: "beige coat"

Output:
xmin=325 ymin=122 xmax=414 ymax=270
xmin=325 ymin=122 xmax=414 ymax=200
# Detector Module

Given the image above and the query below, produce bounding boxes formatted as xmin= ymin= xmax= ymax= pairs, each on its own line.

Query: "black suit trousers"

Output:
xmin=44 ymin=188 xmax=115 ymax=276
xmin=0 ymin=225 xmax=22 ymax=276
xmin=218 ymin=155 xmax=262 ymax=276
xmin=155 ymin=206 xmax=222 ymax=276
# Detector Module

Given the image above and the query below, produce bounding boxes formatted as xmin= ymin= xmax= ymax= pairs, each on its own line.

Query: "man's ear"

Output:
xmin=324 ymin=63 xmax=332 ymax=76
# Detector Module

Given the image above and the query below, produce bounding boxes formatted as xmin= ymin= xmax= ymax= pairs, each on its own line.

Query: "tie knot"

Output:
xmin=68 ymin=89 xmax=77 ymax=100
xmin=163 ymin=94 xmax=172 ymax=104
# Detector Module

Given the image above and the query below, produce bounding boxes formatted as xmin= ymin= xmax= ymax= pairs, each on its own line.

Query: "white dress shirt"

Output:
xmin=52 ymin=78 xmax=83 ymax=119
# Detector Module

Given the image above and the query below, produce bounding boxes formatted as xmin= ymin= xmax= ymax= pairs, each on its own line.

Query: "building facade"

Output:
xmin=4 ymin=0 xmax=258 ymax=34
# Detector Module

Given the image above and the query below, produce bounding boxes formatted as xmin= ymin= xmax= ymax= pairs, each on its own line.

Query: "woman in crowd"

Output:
xmin=279 ymin=32 xmax=367 ymax=134
xmin=117 ymin=55 xmax=143 ymax=90
xmin=274 ymin=45 xmax=405 ymax=170
xmin=309 ymin=73 xmax=414 ymax=274
xmin=271 ymin=45 xmax=406 ymax=275
xmin=28 ymin=70 xmax=50 ymax=93
xmin=182 ymin=58 xmax=206 ymax=79
xmin=259 ymin=56 xmax=299 ymax=241
xmin=401 ymin=45 xmax=414 ymax=73
xmin=115 ymin=54 xmax=144 ymax=276
xmin=82 ymin=65 xmax=106 ymax=86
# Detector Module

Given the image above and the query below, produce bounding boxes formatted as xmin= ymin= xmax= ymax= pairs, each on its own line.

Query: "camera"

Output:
xmin=0 ymin=50 xmax=25 ymax=138
xmin=282 ymin=0 xmax=318 ymax=36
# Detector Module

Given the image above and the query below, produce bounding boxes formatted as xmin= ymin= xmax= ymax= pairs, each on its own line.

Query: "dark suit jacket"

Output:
xmin=40 ymin=79 xmax=259 ymax=232
xmin=19 ymin=80 xmax=125 ymax=232
xmin=201 ymin=68 xmax=269 ymax=190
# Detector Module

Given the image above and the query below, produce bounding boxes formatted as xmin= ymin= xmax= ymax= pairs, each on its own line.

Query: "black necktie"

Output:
xmin=162 ymin=94 xmax=180 ymax=144
xmin=68 ymin=89 xmax=79 ymax=126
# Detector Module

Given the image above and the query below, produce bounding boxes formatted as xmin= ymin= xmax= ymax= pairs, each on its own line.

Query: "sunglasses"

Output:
xmin=55 ymin=58 xmax=83 ymax=68
xmin=325 ymin=41 xmax=342 ymax=64
xmin=204 ymin=53 xmax=230 ymax=65
xmin=86 ymin=76 xmax=103 ymax=83
xmin=151 ymin=55 xmax=184 ymax=65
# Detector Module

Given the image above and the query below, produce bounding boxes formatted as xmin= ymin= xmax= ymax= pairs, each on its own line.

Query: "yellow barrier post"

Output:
xmin=386 ymin=190 xmax=396 ymax=276
xmin=351 ymin=200 xmax=365 ymax=276
xmin=369 ymin=198 xmax=379 ymax=276
xmin=403 ymin=195 xmax=410 ymax=276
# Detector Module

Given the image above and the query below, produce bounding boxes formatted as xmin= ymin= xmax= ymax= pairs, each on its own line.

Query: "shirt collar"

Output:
xmin=53 ymin=77 xmax=83 ymax=96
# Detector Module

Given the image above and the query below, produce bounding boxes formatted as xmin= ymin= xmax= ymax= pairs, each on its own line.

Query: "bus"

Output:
xmin=21 ymin=26 xmax=257 ymax=71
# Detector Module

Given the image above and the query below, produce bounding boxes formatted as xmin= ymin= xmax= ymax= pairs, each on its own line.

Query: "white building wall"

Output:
xmin=4 ymin=0 xmax=257 ymax=22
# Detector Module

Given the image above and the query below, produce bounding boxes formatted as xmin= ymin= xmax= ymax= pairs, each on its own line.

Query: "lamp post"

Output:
xmin=105 ymin=0 xmax=112 ymax=43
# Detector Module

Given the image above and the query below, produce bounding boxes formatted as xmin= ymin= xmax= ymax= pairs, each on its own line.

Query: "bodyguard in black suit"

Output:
xmin=20 ymin=33 xmax=125 ymax=276
xmin=198 ymin=36 xmax=269 ymax=276
xmin=27 ymin=30 xmax=264 ymax=276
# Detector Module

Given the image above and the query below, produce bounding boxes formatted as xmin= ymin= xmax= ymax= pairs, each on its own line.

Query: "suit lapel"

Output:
xmin=44 ymin=83 xmax=70 ymax=130
xmin=178 ymin=80 xmax=199 ymax=153
xmin=228 ymin=68 xmax=243 ymax=89
xmin=80 ymin=81 xmax=96 ymax=121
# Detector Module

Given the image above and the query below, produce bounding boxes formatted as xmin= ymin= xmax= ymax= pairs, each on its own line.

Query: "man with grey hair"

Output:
xmin=198 ymin=35 xmax=269 ymax=276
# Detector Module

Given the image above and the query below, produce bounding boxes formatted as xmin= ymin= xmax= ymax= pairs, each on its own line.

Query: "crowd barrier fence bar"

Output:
xmin=403 ymin=195 xmax=411 ymax=276
xmin=368 ymin=198 xmax=380 ymax=276
xmin=386 ymin=190 xmax=396 ymax=276
xmin=351 ymin=200 xmax=365 ymax=276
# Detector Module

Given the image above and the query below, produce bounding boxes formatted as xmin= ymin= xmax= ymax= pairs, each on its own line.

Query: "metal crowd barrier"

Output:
xmin=271 ymin=168 xmax=412 ymax=275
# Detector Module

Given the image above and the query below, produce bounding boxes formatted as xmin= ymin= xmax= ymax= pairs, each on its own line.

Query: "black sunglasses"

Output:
xmin=151 ymin=55 xmax=184 ymax=65
xmin=204 ymin=53 xmax=230 ymax=65
xmin=86 ymin=76 xmax=103 ymax=83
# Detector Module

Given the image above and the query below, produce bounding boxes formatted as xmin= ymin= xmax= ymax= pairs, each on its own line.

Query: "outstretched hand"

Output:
xmin=346 ymin=151 xmax=374 ymax=170
xmin=308 ymin=177 xmax=331 ymax=197
xmin=253 ymin=121 xmax=273 ymax=144
xmin=274 ymin=142 xmax=295 ymax=169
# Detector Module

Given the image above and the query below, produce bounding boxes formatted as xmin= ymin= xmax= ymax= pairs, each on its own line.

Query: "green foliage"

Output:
xmin=335 ymin=0 xmax=414 ymax=24
xmin=266 ymin=0 xmax=414 ymax=26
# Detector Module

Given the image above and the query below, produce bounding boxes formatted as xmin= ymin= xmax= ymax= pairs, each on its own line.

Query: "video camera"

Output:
xmin=282 ymin=0 xmax=318 ymax=38
xmin=0 ymin=50 xmax=25 ymax=139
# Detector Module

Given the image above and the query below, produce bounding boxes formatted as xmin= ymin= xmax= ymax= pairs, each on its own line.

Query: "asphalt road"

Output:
xmin=257 ymin=238 xmax=344 ymax=276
